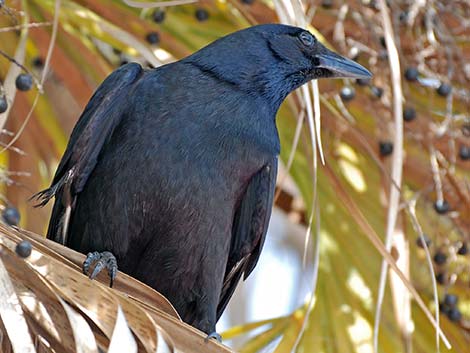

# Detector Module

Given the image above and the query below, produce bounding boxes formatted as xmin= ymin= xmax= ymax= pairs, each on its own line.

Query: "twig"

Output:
xmin=406 ymin=196 xmax=441 ymax=353
xmin=0 ymin=2 xmax=21 ymax=25
xmin=123 ymin=0 xmax=197 ymax=8
xmin=0 ymin=2 xmax=29 ymax=133
xmin=0 ymin=49 xmax=42 ymax=90
xmin=333 ymin=4 xmax=348 ymax=51
xmin=436 ymin=151 xmax=470 ymax=207
xmin=430 ymin=146 xmax=444 ymax=203
xmin=0 ymin=21 xmax=52 ymax=33
xmin=291 ymin=198 xmax=320 ymax=352
xmin=346 ymin=38 xmax=378 ymax=57
xmin=407 ymin=0 xmax=426 ymax=27
xmin=0 ymin=0 xmax=60 ymax=153
xmin=0 ymin=142 xmax=25 ymax=156
xmin=311 ymin=80 xmax=324 ymax=165
xmin=374 ymin=1 xmax=406 ymax=353
xmin=333 ymin=94 xmax=356 ymax=124
xmin=0 ymin=130 xmax=14 ymax=136
xmin=425 ymin=8 xmax=438 ymax=46
xmin=274 ymin=109 xmax=305 ymax=204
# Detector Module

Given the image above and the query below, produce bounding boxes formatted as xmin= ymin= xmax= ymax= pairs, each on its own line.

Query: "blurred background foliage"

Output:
xmin=0 ymin=0 xmax=469 ymax=352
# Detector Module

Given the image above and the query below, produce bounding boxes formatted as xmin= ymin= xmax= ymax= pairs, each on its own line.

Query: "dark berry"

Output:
xmin=195 ymin=8 xmax=209 ymax=22
xmin=241 ymin=0 xmax=255 ymax=4
xmin=439 ymin=302 xmax=450 ymax=315
xmin=399 ymin=11 xmax=408 ymax=23
xmin=15 ymin=73 xmax=33 ymax=91
xmin=433 ymin=251 xmax=447 ymax=265
xmin=404 ymin=67 xmax=419 ymax=81
xmin=145 ymin=32 xmax=160 ymax=45
xmin=356 ymin=78 xmax=370 ymax=86
xmin=416 ymin=234 xmax=431 ymax=248
xmin=371 ymin=86 xmax=383 ymax=98
xmin=367 ymin=0 xmax=378 ymax=9
xmin=152 ymin=9 xmax=165 ymax=23
xmin=321 ymin=0 xmax=333 ymax=8
xmin=379 ymin=36 xmax=386 ymax=48
xmin=444 ymin=294 xmax=458 ymax=307
xmin=379 ymin=141 xmax=393 ymax=157
xmin=378 ymin=50 xmax=388 ymax=61
xmin=462 ymin=124 xmax=470 ymax=137
xmin=340 ymin=86 xmax=355 ymax=101
xmin=436 ymin=272 xmax=446 ymax=284
xmin=403 ymin=107 xmax=416 ymax=122
xmin=437 ymin=83 xmax=452 ymax=97
xmin=447 ymin=308 xmax=461 ymax=322
xmin=457 ymin=242 xmax=468 ymax=255
xmin=0 ymin=96 xmax=8 ymax=114
xmin=434 ymin=200 xmax=450 ymax=214
xmin=15 ymin=240 xmax=32 ymax=258
xmin=2 ymin=206 xmax=20 ymax=226
xmin=459 ymin=146 xmax=470 ymax=161
xmin=32 ymin=57 xmax=44 ymax=68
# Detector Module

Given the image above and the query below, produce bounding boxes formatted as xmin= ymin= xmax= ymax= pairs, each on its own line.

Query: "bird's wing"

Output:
xmin=33 ymin=63 xmax=143 ymax=243
xmin=217 ymin=158 xmax=277 ymax=320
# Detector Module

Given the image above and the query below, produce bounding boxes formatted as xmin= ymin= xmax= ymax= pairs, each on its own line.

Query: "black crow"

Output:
xmin=34 ymin=24 xmax=371 ymax=338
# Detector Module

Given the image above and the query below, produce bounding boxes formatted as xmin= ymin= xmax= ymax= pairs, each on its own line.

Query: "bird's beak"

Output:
xmin=316 ymin=50 xmax=372 ymax=79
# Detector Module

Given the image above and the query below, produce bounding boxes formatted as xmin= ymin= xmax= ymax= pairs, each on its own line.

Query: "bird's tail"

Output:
xmin=30 ymin=176 xmax=72 ymax=245
xmin=30 ymin=182 xmax=61 ymax=208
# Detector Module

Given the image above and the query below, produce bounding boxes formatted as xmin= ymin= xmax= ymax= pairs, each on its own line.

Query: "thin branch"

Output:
xmin=407 ymin=196 xmax=441 ymax=353
xmin=274 ymin=109 xmax=305 ymax=203
xmin=0 ymin=5 xmax=29 ymax=132
xmin=0 ymin=0 xmax=60 ymax=153
xmin=311 ymin=80 xmax=325 ymax=165
xmin=0 ymin=21 xmax=52 ymax=33
xmin=374 ymin=1 xmax=406 ymax=352
xmin=0 ymin=50 xmax=41 ymax=89
xmin=291 ymin=198 xmax=321 ymax=352
xmin=123 ymin=0 xmax=197 ymax=8
xmin=430 ymin=146 xmax=444 ymax=203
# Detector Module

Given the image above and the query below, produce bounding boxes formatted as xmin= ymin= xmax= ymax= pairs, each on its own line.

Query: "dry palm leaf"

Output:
xmin=0 ymin=223 xmax=232 ymax=353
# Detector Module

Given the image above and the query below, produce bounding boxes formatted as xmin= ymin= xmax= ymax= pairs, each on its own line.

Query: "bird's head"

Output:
xmin=185 ymin=24 xmax=371 ymax=109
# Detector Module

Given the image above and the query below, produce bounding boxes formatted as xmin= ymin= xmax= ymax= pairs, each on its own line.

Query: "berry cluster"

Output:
xmin=415 ymin=232 xmax=467 ymax=324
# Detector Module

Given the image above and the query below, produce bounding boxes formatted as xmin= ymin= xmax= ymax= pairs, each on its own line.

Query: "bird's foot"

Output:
xmin=204 ymin=332 xmax=222 ymax=343
xmin=83 ymin=251 xmax=117 ymax=287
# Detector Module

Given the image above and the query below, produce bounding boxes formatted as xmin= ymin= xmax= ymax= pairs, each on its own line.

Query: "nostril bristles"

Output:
xmin=311 ymin=57 xmax=320 ymax=66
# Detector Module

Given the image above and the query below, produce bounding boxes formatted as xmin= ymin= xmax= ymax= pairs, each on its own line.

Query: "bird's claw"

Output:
xmin=83 ymin=251 xmax=117 ymax=287
xmin=204 ymin=332 xmax=222 ymax=343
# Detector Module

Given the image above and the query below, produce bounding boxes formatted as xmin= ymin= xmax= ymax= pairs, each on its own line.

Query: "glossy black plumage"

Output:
xmin=34 ymin=24 xmax=370 ymax=334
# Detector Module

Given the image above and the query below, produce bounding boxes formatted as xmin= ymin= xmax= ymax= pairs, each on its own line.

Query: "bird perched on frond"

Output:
xmin=33 ymin=24 xmax=370 ymax=339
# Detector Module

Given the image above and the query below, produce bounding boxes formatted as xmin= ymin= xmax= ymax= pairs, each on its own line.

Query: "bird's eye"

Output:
xmin=299 ymin=31 xmax=315 ymax=47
